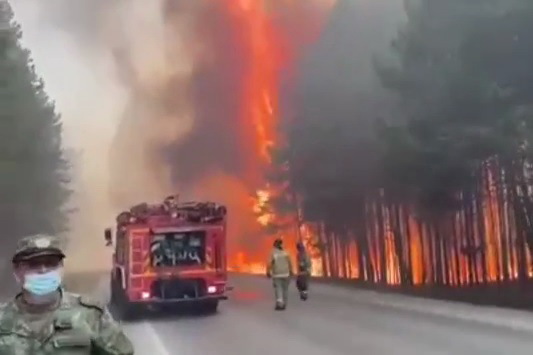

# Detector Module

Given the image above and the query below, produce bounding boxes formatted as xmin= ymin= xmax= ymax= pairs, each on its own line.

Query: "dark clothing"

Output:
xmin=296 ymin=274 xmax=309 ymax=292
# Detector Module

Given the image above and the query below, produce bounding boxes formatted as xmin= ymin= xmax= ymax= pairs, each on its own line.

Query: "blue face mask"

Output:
xmin=23 ymin=269 xmax=62 ymax=296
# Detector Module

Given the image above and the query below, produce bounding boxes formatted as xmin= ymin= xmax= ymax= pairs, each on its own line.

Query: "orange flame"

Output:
xmin=220 ymin=0 xmax=335 ymax=272
xmin=225 ymin=0 xmax=285 ymax=169
xmin=224 ymin=2 xmax=523 ymax=286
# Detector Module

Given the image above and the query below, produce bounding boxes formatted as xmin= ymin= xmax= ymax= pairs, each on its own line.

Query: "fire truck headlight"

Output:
xmin=207 ymin=286 xmax=217 ymax=294
xmin=141 ymin=291 xmax=151 ymax=300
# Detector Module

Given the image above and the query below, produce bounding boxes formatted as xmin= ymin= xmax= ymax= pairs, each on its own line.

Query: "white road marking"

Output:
xmin=94 ymin=274 xmax=169 ymax=354
xmin=141 ymin=321 xmax=171 ymax=355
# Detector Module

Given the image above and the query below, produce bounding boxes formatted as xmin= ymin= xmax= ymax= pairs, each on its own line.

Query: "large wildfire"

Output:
xmin=106 ymin=0 xmax=336 ymax=274
xmin=12 ymin=0 xmax=528 ymax=285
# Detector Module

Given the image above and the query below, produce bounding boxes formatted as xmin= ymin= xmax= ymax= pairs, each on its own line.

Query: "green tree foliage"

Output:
xmin=0 ymin=2 xmax=70 ymax=258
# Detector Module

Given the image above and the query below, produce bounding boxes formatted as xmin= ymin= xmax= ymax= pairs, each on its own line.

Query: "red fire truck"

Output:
xmin=104 ymin=195 xmax=228 ymax=319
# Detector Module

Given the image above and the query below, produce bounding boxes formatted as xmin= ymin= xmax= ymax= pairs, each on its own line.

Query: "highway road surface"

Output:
xmin=108 ymin=275 xmax=533 ymax=355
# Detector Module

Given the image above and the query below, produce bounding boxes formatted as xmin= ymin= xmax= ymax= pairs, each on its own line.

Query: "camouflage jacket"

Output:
xmin=0 ymin=291 xmax=134 ymax=354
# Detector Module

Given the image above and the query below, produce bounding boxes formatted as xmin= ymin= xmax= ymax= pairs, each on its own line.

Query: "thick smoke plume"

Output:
xmin=111 ymin=0 xmax=334 ymax=188
xmin=11 ymin=0 xmax=131 ymax=271
xmin=11 ymin=0 xmax=336 ymax=270
xmin=109 ymin=0 xmax=336 ymax=262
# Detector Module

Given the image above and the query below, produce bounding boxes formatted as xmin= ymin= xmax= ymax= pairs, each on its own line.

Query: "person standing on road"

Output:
xmin=266 ymin=238 xmax=293 ymax=311
xmin=0 ymin=234 xmax=134 ymax=354
xmin=296 ymin=241 xmax=311 ymax=301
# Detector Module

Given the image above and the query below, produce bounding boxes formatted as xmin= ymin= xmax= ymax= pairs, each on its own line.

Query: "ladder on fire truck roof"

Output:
xmin=115 ymin=195 xmax=227 ymax=226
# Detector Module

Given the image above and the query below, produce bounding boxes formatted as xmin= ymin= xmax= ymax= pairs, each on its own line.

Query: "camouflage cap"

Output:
xmin=12 ymin=234 xmax=66 ymax=263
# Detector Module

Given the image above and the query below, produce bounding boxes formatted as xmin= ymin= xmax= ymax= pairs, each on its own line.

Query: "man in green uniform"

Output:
xmin=266 ymin=238 xmax=293 ymax=311
xmin=0 ymin=234 xmax=134 ymax=354
xmin=296 ymin=241 xmax=312 ymax=301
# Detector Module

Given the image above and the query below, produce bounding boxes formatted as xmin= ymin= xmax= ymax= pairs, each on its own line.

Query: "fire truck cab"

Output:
xmin=104 ymin=195 xmax=228 ymax=320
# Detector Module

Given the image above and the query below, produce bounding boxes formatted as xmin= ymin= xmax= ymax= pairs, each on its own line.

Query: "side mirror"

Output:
xmin=104 ymin=228 xmax=113 ymax=246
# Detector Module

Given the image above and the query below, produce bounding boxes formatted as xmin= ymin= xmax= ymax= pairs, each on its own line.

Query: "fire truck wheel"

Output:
xmin=109 ymin=272 xmax=122 ymax=305
xmin=109 ymin=285 xmax=118 ymax=304
xmin=199 ymin=300 xmax=219 ymax=314
xmin=116 ymin=301 xmax=144 ymax=322
xmin=109 ymin=284 xmax=144 ymax=321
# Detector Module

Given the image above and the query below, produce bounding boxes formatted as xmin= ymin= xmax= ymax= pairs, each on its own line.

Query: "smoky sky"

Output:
xmin=127 ymin=0 xmax=331 ymax=189
xmin=161 ymin=1 xmax=251 ymax=186
xmin=14 ymin=0 xmax=406 ymax=196
xmin=295 ymin=0 xmax=405 ymax=105
xmin=30 ymin=0 xmax=114 ymax=48
xmin=109 ymin=0 xmax=406 ymax=195
xmin=284 ymin=0 xmax=405 ymax=191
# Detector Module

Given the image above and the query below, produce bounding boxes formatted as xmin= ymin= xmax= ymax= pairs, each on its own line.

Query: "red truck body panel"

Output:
xmin=108 ymin=198 xmax=228 ymax=305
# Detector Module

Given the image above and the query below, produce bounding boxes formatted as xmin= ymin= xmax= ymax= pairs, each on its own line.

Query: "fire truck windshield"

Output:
xmin=150 ymin=230 xmax=205 ymax=267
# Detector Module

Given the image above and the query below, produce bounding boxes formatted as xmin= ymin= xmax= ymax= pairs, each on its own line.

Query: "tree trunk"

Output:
xmin=319 ymin=223 xmax=329 ymax=277
xmin=475 ymin=183 xmax=488 ymax=284
xmin=358 ymin=224 xmax=373 ymax=282
xmin=419 ymin=220 xmax=428 ymax=284
xmin=452 ymin=217 xmax=461 ymax=285
xmin=327 ymin=229 xmax=337 ymax=278
xmin=402 ymin=206 xmax=414 ymax=285
xmin=495 ymin=161 xmax=510 ymax=282
xmin=506 ymin=158 xmax=529 ymax=284
xmin=441 ymin=222 xmax=451 ymax=286
xmin=376 ymin=197 xmax=387 ymax=284
xmin=464 ymin=194 xmax=478 ymax=284
xmin=391 ymin=203 xmax=408 ymax=285
xmin=433 ymin=224 xmax=444 ymax=286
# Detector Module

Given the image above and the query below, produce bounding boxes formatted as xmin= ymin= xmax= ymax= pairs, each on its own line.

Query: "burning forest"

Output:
xmin=14 ymin=0 xmax=533 ymax=288
xmin=269 ymin=0 xmax=533 ymax=287
xmin=109 ymin=0 xmax=533 ymax=288
xmin=108 ymin=0 xmax=339 ymax=272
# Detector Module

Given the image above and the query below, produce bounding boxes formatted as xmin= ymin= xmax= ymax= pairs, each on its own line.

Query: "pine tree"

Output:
xmin=271 ymin=0 xmax=533 ymax=285
xmin=0 ymin=0 xmax=70 ymax=262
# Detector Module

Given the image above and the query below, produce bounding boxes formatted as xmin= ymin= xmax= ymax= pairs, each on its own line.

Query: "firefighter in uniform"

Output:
xmin=0 ymin=234 xmax=134 ymax=354
xmin=296 ymin=241 xmax=311 ymax=300
xmin=266 ymin=238 xmax=293 ymax=310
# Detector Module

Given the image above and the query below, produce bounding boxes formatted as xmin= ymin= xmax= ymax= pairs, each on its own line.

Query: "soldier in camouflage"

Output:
xmin=0 ymin=234 xmax=134 ymax=354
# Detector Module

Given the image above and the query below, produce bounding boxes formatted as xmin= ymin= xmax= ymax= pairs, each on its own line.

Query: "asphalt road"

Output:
xmin=115 ymin=275 xmax=533 ymax=355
